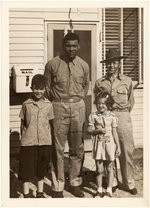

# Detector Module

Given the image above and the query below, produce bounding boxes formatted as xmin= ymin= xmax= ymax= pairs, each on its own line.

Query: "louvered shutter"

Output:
xmin=102 ymin=8 xmax=122 ymax=75
xmin=102 ymin=8 xmax=140 ymax=82
xmin=123 ymin=8 xmax=139 ymax=81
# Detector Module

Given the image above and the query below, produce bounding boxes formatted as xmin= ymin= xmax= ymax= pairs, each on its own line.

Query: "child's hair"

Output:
xmin=63 ymin=33 xmax=80 ymax=45
xmin=31 ymin=74 xmax=46 ymax=89
xmin=94 ymin=91 xmax=114 ymax=110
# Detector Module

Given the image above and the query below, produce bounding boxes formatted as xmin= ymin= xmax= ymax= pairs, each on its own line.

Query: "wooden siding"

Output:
xmin=9 ymin=8 xmax=100 ymax=80
xmin=9 ymin=16 xmax=44 ymax=70
xmin=131 ymin=88 xmax=143 ymax=147
xmin=9 ymin=8 xmax=99 ymax=21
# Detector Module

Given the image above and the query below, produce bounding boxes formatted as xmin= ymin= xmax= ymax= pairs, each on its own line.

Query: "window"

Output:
xmin=101 ymin=8 xmax=143 ymax=83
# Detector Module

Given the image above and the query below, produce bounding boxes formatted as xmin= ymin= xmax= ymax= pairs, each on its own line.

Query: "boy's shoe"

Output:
xmin=104 ymin=192 xmax=112 ymax=198
xmin=70 ymin=186 xmax=84 ymax=198
xmin=23 ymin=193 xmax=30 ymax=198
xmin=126 ymin=188 xmax=137 ymax=195
xmin=52 ymin=191 xmax=64 ymax=198
xmin=36 ymin=192 xmax=45 ymax=198
xmin=94 ymin=192 xmax=104 ymax=198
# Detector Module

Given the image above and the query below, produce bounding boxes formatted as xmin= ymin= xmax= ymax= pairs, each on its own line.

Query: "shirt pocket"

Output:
xmin=53 ymin=75 xmax=67 ymax=88
xmin=75 ymin=76 xmax=84 ymax=84
xmin=74 ymin=76 xmax=84 ymax=93
xmin=117 ymin=86 xmax=128 ymax=104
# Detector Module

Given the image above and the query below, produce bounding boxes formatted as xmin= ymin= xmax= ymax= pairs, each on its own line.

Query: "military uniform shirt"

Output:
xmin=44 ymin=55 xmax=90 ymax=100
xmin=94 ymin=74 xmax=134 ymax=111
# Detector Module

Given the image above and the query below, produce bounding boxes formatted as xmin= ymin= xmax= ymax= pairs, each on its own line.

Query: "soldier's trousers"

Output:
xmin=115 ymin=111 xmax=135 ymax=190
xmin=51 ymin=100 xmax=85 ymax=191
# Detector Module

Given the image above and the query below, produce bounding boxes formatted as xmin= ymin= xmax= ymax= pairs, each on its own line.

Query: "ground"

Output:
xmin=10 ymin=148 xmax=143 ymax=198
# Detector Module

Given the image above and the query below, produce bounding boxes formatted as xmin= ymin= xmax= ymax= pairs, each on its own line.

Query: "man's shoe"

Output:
xmin=52 ymin=191 xmax=64 ymax=198
xmin=70 ymin=186 xmax=84 ymax=198
xmin=127 ymin=188 xmax=137 ymax=195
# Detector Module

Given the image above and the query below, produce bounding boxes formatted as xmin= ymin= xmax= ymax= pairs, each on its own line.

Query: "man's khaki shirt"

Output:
xmin=44 ymin=55 xmax=89 ymax=100
xmin=94 ymin=74 xmax=135 ymax=111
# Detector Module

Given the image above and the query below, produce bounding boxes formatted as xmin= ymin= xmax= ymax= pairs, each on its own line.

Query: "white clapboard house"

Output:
xmin=9 ymin=8 xmax=143 ymax=156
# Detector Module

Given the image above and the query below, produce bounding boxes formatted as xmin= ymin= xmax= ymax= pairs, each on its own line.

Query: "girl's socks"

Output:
xmin=97 ymin=187 xmax=103 ymax=193
xmin=106 ymin=187 xmax=112 ymax=195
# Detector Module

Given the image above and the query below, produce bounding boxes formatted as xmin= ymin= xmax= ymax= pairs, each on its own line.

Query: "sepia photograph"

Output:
xmin=1 ymin=1 xmax=149 ymax=207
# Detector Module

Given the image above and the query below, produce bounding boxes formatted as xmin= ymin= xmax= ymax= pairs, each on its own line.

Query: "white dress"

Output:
xmin=88 ymin=111 xmax=118 ymax=161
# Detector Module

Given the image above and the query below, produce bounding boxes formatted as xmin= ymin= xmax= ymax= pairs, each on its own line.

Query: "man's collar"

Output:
xmin=104 ymin=73 xmax=123 ymax=81
xmin=60 ymin=54 xmax=77 ymax=65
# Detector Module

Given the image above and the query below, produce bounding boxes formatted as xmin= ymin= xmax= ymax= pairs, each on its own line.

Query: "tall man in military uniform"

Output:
xmin=44 ymin=33 xmax=89 ymax=198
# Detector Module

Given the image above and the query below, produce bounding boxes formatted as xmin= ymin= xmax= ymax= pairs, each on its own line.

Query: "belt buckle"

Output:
xmin=69 ymin=98 xmax=74 ymax=103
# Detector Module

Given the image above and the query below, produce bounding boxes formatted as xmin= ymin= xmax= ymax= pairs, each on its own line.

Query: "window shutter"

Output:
xmin=123 ymin=8 xmax=139 ymax=81
xmin=102 ymin=8 xmax=140 ymax=82
xmin=102 ymin=8 xmax=122 ymax=75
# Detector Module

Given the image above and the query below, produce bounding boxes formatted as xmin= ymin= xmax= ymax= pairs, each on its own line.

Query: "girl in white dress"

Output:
xmin=87 ymin=92 xmax=121 ymax=198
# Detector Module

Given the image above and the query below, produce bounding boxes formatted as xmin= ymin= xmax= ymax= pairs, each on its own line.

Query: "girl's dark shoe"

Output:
xmin=23 ymin=193 xmax=30 ymax=198
xmin=94 ymin=192 xmax=104 ymax=198
xmin=36 ymin=192 xmax=45 ymax=198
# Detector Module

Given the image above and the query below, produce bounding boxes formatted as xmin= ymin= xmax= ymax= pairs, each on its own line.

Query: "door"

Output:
xmin=47 ymin=23 xmax=96 ymax=149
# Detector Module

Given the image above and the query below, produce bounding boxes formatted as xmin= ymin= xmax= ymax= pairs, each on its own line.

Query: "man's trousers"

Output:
xmin=114 ymin=111 xmax=135 ymax=190
xmin=51 ymin=100 xmax=85 ymax=191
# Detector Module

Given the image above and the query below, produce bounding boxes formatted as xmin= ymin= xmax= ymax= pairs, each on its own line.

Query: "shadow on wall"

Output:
xmin=10 ymin=131 xmax=20 ymax=158
xmin=10 ymin=76 xmax=32 ymax=106
xmin=10 ymin=131 xmax=21 ymax=198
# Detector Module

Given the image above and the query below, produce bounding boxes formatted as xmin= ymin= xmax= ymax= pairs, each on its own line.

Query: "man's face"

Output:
xmin=63 ymin=40 xmax=80 ymax=60
xmin=106 ymin=60 xmax=120 ymax=75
